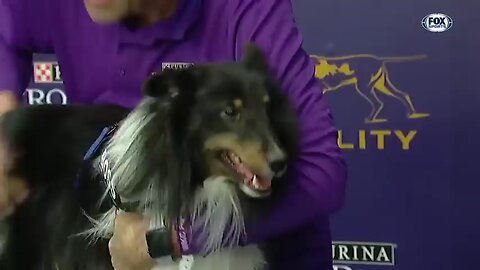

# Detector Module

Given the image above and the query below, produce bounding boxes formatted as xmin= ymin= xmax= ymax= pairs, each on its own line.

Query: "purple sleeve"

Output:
xmin=181 ymin=0 xmax=347 ymax=256
xmin=0 ymin=0 xmax=52 ymax=98
xmin=231 ymin=0 xmax=347 ymax=242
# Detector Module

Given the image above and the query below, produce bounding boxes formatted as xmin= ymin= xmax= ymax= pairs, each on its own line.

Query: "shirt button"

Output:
xmin=120 ymin=69 xmax=126 ymax=76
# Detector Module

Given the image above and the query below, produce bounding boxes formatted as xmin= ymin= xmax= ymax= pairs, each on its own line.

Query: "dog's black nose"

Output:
xmin=270 ymin=160 xmax=287 ymax=175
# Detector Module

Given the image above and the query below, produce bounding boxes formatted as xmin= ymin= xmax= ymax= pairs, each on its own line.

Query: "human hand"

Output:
xmin=109 ymin=212 xmax=156 ymax=270
xmin=0 ymin=90 xmax=28 ymax=219
xmin=0 ymin=91 xmax=18 ymax=114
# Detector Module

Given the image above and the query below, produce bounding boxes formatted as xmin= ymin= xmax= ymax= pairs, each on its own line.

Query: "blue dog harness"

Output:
xmin=79 ymin=125 xmax=194 ymax=267
xmin=75 ymin=124 xmax=123 ymax=210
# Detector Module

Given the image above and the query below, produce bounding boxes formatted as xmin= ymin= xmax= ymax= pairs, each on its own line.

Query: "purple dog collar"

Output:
xmin=176 ymin=217 xmax=192 ymax=255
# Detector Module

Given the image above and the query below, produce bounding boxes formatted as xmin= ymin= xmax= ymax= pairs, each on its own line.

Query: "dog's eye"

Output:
xmin=221 ymin=106 xmax=239 ymax=119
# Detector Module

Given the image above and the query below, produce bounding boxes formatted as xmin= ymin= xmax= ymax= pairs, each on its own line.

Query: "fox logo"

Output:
xmin=311 ymin=54 xmax=429 ymax=124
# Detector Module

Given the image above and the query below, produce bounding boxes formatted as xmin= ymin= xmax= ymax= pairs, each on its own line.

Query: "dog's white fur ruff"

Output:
xmin=84 ymin=99 xmax=266 ymax=270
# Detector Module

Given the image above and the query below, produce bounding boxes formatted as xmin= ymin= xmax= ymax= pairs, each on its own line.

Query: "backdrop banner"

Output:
xmin=24 ymin=1 xmax=476 ymax=270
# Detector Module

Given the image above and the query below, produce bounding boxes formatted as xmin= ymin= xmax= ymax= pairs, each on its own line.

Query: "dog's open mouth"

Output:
xmin=219 ymin=150 xmax=272 ymax=197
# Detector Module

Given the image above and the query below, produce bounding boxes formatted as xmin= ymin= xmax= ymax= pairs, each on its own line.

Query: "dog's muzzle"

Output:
xmin=220 ymin=151 xmax=273 ymax=197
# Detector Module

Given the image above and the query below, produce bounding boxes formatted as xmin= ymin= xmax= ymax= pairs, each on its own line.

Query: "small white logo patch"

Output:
xmin=161 ymin=62 xmax=194 ymax=71
xmin=422 ymin=13 xmax=453 ymax=32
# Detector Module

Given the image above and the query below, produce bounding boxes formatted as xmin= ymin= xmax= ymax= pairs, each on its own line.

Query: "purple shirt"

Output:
xmin=0 ymin=0 xmax=347 ymax=268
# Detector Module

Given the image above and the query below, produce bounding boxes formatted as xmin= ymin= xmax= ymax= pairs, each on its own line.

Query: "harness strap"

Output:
xmin=82 ymin=126 xmax=116 ymax=161
xmin=75 ymin=124 xmax=122 ymax=210
xmin=80 ymin=125 xmax=194 ymax=267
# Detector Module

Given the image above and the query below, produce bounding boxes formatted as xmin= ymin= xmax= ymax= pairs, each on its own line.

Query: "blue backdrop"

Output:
xmin=24 ymin=1 xmax=477 ymax=269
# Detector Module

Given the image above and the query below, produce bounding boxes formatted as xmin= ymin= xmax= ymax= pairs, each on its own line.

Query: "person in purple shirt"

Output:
xmin=0 ymin=0 xmax=347 ymax=269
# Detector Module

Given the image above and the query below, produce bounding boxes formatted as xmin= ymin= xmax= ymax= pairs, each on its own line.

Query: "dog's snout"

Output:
xmin=269 ymin=160 xmax=287 ymax=175
xmin=264 ymin=135 xmax=287 ymax=177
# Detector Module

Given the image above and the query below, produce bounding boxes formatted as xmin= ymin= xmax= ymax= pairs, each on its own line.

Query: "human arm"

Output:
xmin=0 ymin=0 xmax=42 ymax=97
xmin=0 ymin=37 xmax=31 ymax=99
xmin=160 ymin=0 xmax=347 ymax=256
xmin=229 ymin=0 xmax=347 ymax=242
xmin=153 ymin=0 xmax=346 ymax=256
xmin=0 ymin=0 xmax=52 ymax=217
xmin=109 ymin=0 xmax=346 ymax=263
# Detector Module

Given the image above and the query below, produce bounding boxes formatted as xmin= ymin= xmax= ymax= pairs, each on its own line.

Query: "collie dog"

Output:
xmin=0 ymin=45 xmax=299 ymax=270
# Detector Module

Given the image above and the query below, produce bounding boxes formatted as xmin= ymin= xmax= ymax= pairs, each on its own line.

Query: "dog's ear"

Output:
xmin=144 ymin=68 xmax=201 ymax=218
xmin=142 ymin=71 xmax=172 ymax=98
xmin=243 ymin=43 xmax=269 ymax=74
xmin=142 ymin=68 xmax=199 ymax=100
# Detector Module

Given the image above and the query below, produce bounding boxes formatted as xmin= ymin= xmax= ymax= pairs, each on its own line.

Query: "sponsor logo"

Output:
xmin=422 ymin=13 xmax=453 ymax=32
xmin=161 ymin=62 xmax=194 ymax=71
xmin=24 ymin=88 xmax=68 ymax=105
xmin=311 ymin=54 xmax=430 ymax=150
xmin=333 ymin=266 xmax=353 ymax=270
xmin=33 ymin=62 xmax=62 ymax=83
xmin=333 ymin=241 xmax=397 ymax=269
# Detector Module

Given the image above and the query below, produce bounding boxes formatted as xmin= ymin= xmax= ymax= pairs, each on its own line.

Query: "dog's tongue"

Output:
xmin=223 ymin=151 xmax=271 ymax=191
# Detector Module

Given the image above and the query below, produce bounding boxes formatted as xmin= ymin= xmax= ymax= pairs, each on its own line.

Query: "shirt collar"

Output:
xmin=118 ymin=0 xmax=202 ymax=45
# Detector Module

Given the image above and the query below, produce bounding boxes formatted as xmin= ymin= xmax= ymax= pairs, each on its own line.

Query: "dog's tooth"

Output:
xmin=252 ymin=175 xmax=260 ymax=189
xmin=222 ymin=152 xmax=230 ymax=162
xmin=227 ymin=151 xmax=238 ymax=163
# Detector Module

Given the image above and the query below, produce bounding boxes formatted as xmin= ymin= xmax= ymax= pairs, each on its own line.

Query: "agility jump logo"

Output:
xmin=311 ymin=54 xmax=430 ymax=124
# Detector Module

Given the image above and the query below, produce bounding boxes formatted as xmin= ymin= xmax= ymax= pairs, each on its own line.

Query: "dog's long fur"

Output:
xmin=0 ymin=45 xmax=299 ymax=270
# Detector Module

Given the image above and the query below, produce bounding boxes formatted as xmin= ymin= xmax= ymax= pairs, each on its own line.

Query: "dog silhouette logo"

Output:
xmin=311 ymin=54 xmax=430 ymax=124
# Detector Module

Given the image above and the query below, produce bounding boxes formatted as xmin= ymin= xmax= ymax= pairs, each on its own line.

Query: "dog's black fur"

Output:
xmin=0 ymin=105 xmax=128 ymax=269
xmin=0 ymin=45 xmax=299 ymax=269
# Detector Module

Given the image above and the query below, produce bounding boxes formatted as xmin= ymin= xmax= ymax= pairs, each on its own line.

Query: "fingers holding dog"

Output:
xmin=109 ymin=212 xmax=156 ymax=270
xmin=0 ymin=177 xmax=29 ymax=219
xmin=0 ymin=136 xmax=29 ymax=219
